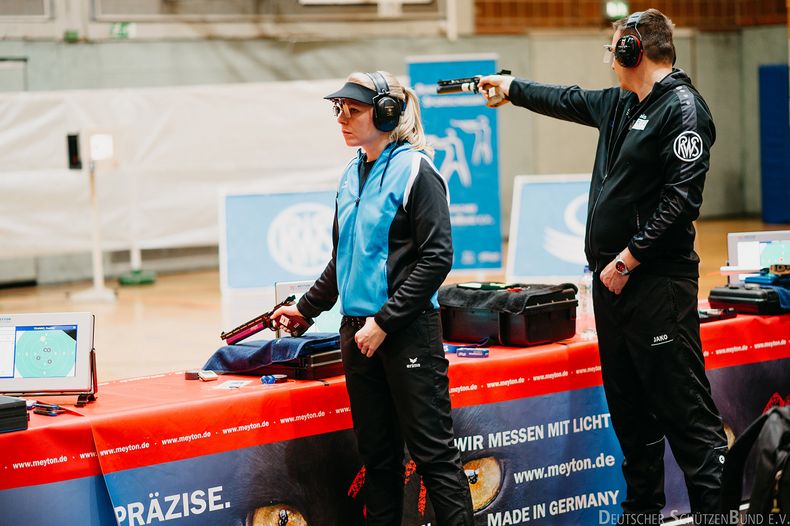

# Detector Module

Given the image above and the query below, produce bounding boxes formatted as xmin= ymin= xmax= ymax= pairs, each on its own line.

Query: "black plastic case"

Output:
xmin=0 ymin=396 xmax=28 ymax=434
xmin=698 ymin=308 xmax=737 ymax=323
xmin=438 ymin=283 xmax=578 ymax=346
xmin=258 ymin=350 xmax=344 ymax=380
xmin=708 ymin=284 xmax=784 ymax=315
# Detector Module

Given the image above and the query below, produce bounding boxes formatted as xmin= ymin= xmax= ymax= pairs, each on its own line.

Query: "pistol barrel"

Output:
xmin=436 ymin=77 xmax=481 ymax=94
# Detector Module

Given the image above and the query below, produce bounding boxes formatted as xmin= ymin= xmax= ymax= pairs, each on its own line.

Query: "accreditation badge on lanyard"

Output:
xmin=631 ymin=114 xmax=649 ymax=131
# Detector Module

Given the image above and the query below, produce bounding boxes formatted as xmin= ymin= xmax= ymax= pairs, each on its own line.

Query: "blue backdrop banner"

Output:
xmin=408 ymin=55 xmax=503 ymax=271
xmin=220 ymin=190 xmax=336 ymax=291
xmin=507 ymin=175 xmax=591 ymax=282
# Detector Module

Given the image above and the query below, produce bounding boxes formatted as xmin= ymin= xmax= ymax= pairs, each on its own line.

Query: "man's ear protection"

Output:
xmin=367 ymin=71 xmax=404 ymax=132
xmin=615 ymin=12 xmax=644 ymax=68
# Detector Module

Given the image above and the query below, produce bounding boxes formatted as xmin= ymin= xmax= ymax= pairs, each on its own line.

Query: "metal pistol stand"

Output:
xmin=76 ymin=349 xmax=98 ymax=407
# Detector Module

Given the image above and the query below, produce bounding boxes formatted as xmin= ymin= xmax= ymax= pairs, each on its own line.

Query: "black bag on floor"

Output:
xmin=720 ymin=406 xmax=790 ymax=518
xmin=438 ymin=282 xmax=578 ymax=346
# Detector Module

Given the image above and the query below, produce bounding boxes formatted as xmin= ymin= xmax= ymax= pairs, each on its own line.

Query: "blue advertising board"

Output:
xmin=507 ymin=175 xmax=591 ymax=282
xmin=13 ymin=387 xmax=624 ymax=526
xmin=408 ymin=54 xmax=503 ymax=271
xmin=220 ymin=190 xmax=336 ymax=292
xmin=6 ymin=337 xmax=790 ymax=524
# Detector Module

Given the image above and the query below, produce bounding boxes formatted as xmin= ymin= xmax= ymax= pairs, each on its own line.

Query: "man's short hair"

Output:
xmin=614 ymin=8 xmax=675 ymax=66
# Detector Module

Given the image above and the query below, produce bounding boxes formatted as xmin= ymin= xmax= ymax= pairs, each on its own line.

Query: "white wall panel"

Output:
xmin=0 ymin=80 xmax=349 ymax=258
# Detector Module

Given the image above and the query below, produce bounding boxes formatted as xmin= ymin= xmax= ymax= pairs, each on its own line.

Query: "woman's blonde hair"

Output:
xmin=346 ymin=71 xmax=434 ymax=157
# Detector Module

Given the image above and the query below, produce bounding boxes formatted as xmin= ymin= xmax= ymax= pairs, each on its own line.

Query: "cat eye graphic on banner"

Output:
xmin=220 ymin=190 xmax=336 ymax=293
xmin=506 ymin=174 xmax=591 ymax=283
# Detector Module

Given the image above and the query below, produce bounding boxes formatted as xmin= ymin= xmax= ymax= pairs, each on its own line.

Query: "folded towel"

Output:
xmin=763 ymin=285 xmax=790 ymax=309
xmin=203 ymin=333 xmax=340 ymax=375
xmin=745 ymin=273 xmax=790 ymax=309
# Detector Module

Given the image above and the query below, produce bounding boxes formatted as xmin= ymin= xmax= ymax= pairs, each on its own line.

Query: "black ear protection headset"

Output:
xmin=366 ymin=71 xmax=404 ymax=133
xmin=614 ymin=12 xmax=644 ymax=68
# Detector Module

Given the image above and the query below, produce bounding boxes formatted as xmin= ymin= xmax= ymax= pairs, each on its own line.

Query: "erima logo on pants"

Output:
xmin=406 ymin=357 xmax=421 ymax=369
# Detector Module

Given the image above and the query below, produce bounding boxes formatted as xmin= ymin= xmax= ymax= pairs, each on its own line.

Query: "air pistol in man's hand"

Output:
xmin=436 ymin=70 xmax=511 ymax=106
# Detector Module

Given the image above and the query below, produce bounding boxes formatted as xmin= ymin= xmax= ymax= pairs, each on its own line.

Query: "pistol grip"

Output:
xmin=277 ymin=315 xmax=314 ymax=337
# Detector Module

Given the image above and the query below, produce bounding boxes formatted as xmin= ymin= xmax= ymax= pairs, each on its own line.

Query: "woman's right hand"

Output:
xmin=271 ymin=304 xmax=303 ymax=322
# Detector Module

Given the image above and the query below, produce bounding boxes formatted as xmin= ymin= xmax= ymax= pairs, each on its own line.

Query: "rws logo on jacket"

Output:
xmin=673 ymin=131 xmax=703 ymax=162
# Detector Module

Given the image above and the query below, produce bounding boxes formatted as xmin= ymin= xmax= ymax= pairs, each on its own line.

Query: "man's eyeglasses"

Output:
xmin=603 ymin=44 xmax=615 ymax=64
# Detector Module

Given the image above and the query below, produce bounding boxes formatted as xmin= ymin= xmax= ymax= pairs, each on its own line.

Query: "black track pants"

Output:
xmin=592 ymin=272 xmax=727 ymax=516
xmin=340 ymin=310 xmax=474 ymax=526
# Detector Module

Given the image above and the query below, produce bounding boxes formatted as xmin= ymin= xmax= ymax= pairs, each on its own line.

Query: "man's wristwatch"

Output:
xmin=614 ymin=257 xmax=631 ymax=276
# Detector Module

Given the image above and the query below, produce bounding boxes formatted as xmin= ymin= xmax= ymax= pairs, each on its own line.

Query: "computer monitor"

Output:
xmin=0 ymin=312 xmax=95 ymax=396
xmin=274 ymin=281 xmax=342 ymax=337
xmin=726 ymin=230 xmax=790 ymax=285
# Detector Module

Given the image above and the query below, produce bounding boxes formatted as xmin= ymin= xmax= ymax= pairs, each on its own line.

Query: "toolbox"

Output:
xmin=258 ymin=349 xmax=344 ymax=380
xmin=438 ymin=283 xmax=578 ymax=346
xmin=0 ymin=396 xmax=28 ymax=434
xmin=708 ymin=284 xmax=785 ymax=315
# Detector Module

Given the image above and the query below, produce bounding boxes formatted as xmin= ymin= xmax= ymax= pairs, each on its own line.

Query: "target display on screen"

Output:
xmin=0 ymin=312 xmax=94 ymax=395
xmin=14 ymin=325 xmax=78 ymax=378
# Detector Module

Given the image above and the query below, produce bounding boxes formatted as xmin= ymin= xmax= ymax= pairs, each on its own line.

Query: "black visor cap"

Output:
xmin=324 ymin=82 xmax=377 ymax=105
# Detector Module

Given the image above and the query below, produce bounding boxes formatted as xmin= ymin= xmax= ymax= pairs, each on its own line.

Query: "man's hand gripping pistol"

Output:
xmin=436 ymin=69 xmax=511 ymax=105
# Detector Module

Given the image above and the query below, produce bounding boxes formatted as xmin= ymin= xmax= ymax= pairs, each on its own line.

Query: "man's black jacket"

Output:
xmin=508 ymin=69 xmax=714 ymax=277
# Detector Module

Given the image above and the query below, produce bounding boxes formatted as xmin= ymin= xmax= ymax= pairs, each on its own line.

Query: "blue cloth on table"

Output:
xmin=744 ymin=274 xmax=790 ymax=309
xmin=203 ymin=333 xmax=340 ymax=375
xmin=764 ymin=286 xmax=790 ymax=309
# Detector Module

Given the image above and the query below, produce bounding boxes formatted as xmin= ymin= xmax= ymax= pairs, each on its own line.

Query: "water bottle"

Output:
xmin=577 ymin=265 xmax=597 ymax=340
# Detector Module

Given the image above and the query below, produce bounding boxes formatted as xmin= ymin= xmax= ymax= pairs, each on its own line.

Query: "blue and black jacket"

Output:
xmin=297 ymin=141 xmax=453 ymax=334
